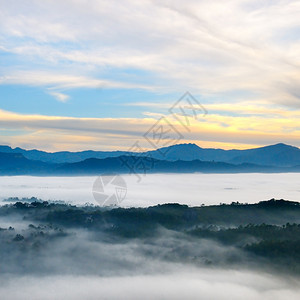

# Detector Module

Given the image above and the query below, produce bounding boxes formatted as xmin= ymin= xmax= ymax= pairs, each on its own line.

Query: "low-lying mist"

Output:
xmin=0 ymin=199 xmax=299 ymax=299
xmin=1 ymin=269 xmax=299 ymax=300
xmin=0 ymin=173 xmax=300 ymax=206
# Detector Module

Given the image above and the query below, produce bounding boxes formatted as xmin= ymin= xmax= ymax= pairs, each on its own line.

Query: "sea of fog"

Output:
xmin=1 ymin=270 xmax=299 ymax=300
xmin=0 ymin=173 xmax=299 ymax=206
xmin=1 ymin=173 xmax=300 ymax=300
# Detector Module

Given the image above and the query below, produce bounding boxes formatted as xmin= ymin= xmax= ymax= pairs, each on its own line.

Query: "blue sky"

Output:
xmin=0 ymin=0 xmax=299 ymax=151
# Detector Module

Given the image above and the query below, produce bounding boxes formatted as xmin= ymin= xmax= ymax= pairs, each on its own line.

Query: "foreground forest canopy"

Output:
xmin=0 ymin=198 xmax=300 ymax=276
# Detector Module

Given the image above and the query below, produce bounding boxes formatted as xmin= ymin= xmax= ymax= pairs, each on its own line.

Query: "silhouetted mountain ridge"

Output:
xmin=0 ymin=152 xmax=51 ymax=174
xmin=0 ymin=142 xmax=300 ymax=168
xmin=0 ymin=151 xmax=300 ymax=175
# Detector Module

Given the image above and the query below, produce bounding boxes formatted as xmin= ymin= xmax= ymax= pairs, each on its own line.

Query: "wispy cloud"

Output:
xmin=48 ymin=91 xmax=70 ymax=102
xmin=0 ymin=108 xmax=299 ymax=151
xmin=0 ymin=71 xmax=153 ymax=91
xmin=0 ymin=0 xmax=299 ymax=150
xmin=0 ymin=0 xmax=299 ymax=106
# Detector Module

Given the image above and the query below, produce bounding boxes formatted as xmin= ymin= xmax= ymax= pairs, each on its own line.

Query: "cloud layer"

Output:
xmin=0 ymin=0 xmax=299 ymax=150
xmin=1 ymin=271 xmax=299 ymax=300
xmin=0 ymin=0 xmax=300 ymax=103
xmin=0 ymin=106 xmax=299 ymax=151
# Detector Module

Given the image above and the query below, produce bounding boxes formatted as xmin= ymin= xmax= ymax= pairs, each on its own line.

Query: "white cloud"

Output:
xmin=0 ymin=0 xmax=299 ymax=106
xmin=1 ymin=270 xmax=300 ymax=300
xmin=0 ymin=70 xmax=153 ymax=91
xmin=0 ymin=108 xmax=300 ymax=151
xmin=48 ymin=91 xmax=70 ymax=102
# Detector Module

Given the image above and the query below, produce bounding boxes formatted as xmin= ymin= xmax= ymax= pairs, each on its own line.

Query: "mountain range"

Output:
xmin=0 ymin=143 xmax=299 ymax=175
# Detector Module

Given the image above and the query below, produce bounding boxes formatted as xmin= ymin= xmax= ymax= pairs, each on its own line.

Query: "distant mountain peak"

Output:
xmin=263 ymin=143 xmax=299 ymax=150
xmin=165 ymin=143 xmax=201 ymax=149
xmin=1 ymin=142 xmax=300 ymax=167
xmin=0 ymin=145 xmax=13 ymax=151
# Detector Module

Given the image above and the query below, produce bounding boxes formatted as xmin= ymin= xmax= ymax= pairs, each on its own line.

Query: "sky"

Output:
xmin=0 ymin=0 xmax=299 ymax=152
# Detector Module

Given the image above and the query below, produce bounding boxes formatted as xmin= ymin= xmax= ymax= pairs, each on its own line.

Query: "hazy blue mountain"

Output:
xmin=227 ymin=143 xmax=300 ymax=167
xmin=1 ymin=151 xmax=298 ymax=176
xmin=0 ymin=152 xmax=51 ymax=175
xmin=147 ymin=143 xmax=300 ymax=167
xmin=146 ymin=143 xmax=240 ymax=161
xmin=1 ymin=142 xmax=300 ymax=167
xmin=0 ymin=145 xmax=131 ymax=163
xmin=54 ymin=156 xmax=278 ymax=175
